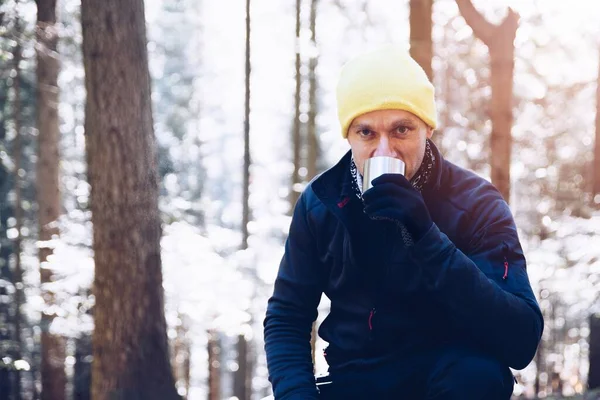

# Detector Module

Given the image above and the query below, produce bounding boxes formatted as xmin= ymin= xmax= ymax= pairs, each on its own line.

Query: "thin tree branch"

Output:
xmin=455 ymin=0 xmax=495 ymax=44
xmin=500 ymin=7 xmax=519 ymax=34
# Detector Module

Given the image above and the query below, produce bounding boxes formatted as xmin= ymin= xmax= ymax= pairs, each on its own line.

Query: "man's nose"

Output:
xmin=373 ymin=136 xmax=395 ymax=157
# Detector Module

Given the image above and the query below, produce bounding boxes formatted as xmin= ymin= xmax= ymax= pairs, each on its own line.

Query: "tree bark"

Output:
xmin=409 ymin=0 xmax=433 ymax=81
xmin=233 ymin=334 xmax=250 ymax=400
xmin=593 ymin=47 xmax=600 ymax=203
xmin=170 ymin=313 xmax=191 ymax=400
xmin=207 ymin=330 xmax=221 ymax=400
xmin=290 ymin=0 xmax=303 ymax=211
xmin=73 ymin=333 xmax=92 ymax=400
xmin=0 ymin=170 xmax=13 ymax=398
xmin=306 ymin=0 xmax=320 ymax=337
xmin=11 ymin=9 xmax=24 ymax=399
xmin=589 ymin=313 xmax=600 ymax=390
xmin=241 ymin=0 xmax=252 ymax=249
xmin=456 ymin=0 xmax=518 ymax=203
xmin=80 ymin=1 xmax=179 ymax=399
xmin=437 ymin=16 xmax=455 ymax=156
xmin=0 ymin=71 xmax=14 ymax=400
xmin=35 ymin=1 xmax=67 ymax=398
xmin=534 ymin=338 xmax=542 ymax=395
xmin=306 ymin=0 xmax=319 ymax=181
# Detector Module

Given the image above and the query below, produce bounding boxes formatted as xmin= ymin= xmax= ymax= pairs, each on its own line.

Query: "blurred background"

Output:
xmin=0 ymin=0 xmax=600 ymax=399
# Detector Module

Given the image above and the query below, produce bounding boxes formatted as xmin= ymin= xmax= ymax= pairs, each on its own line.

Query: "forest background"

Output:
xmin=1 ymin=0 xmax=600 ymax=399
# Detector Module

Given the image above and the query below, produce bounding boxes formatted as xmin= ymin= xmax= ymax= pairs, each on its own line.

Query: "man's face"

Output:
xmin=347 ymin=109 xmax=434 ymax=180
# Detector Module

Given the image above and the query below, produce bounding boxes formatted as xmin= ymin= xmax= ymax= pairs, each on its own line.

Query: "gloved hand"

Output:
xmin=362 ymin=173 xmax=433 ymax=242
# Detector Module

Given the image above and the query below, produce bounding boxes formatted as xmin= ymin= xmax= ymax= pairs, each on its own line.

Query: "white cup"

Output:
xmin=362 ymin=156 xmax=406 ymax=192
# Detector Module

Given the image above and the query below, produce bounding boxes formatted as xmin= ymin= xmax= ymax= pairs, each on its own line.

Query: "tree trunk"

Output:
xmin=534 ymin=338 xmax=542 ymax=395
xmin=0 ymin=185 xmax=13 ymax=399
xmin=311 ymin=322 xmax=317 ymax=367
xmin=73 ymin=290 xmax=92 ymax=400
xmin=170 ymin=313 xmax=191 ymax=399
xmin=11 ymin=10 xmax=24 ymax=400
xmin=589 ymin=314 xmax=600 ymax=390
xmin=80 ymin=1 xmax=179 ymax=399
xmin=488 ymin=44 xmax=515 ymax=204
xmin=0 ymin=73 xmax=14 ymax=400
xmin=73 ymin=334 xmax=92 ymax=400
xmin=207 ymin=330 xmax=221 ymax=400
xmin=241 ymin=0 xmax=252 ymax=249
xmin=437 ymin=16 xmax=455 ymax=156
xmin=35 ymin=1 xmax=67 ymax=398
xmin=306 ymin=0 xmax=319 ymax=181
xmin=548 ymin=296 xmax=557 ymax=395
xmin=233 ymin=334 xmax=250 ymax=400
xmin=593 ymin=47 xmax=600 ymax=203
xmin=409 ymin=0 xmax=433 ymax=81
xmin=455 ymin=0 xmax=518 ymax=203
xmin=290 ymin=0 xmax=303 ymax=211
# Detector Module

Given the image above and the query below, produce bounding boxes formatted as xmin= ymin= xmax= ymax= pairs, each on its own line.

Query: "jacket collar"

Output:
xmin=311 ymin=150 xmax=354 ymax=210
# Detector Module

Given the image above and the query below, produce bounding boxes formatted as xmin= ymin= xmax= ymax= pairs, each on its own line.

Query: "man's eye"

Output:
xmin=396 ymin=126 xmax=410 ymax=135
xmin=358 ymin=129 xmax=372 ymax=137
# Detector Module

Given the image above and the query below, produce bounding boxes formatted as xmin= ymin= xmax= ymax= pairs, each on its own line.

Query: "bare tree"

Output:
xmin=290 ymin=0 xmax=303 ymax=211
xmin=170 ymin=313 xmax=191 ymax=399
xmin=35 ymin=1 xmax=66 ymax=398
xmin=409 ymin=0 xmax=433 ymax=80
xmin=306 ymin=0 xmax=321 ymax=365
xmin=233 ymin=334 xmax=251 ymax=400
xmin=589 ymin=314 xmax=600 ymax=390
xmin=306 ymin=0 xmax=320 ymax=181
xmin=456 ymin=0 xmax=519 ymax=203
xmin=242 ymin=0 xmax=252 ymax=249
xmin=80 ymin=0 xmax=179 ymax=398
xmin=207 ymin=330 xmax=221 ymax=400
xmin=593 ymin=46 xmax=600 ymax=204
xmin=10 ymin=5 xmax=25 ymax=398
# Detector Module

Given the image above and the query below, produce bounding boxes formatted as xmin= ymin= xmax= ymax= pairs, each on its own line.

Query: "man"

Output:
xmin=264 ymin=46 xmax=543 ymax=399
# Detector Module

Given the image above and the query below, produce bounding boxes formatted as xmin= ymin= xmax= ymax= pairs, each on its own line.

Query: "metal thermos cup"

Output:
xmin=362 ymin=156 xmax=406 ymax=192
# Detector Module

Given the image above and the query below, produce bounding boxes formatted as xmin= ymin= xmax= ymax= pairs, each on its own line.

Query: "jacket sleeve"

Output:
xmin=409 ymin=192 xmax=544 ymax=370
xmin=263 ymin=192 xmax=325 ymax=399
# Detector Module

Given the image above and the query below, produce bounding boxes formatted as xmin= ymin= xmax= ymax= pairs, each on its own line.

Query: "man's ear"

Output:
xmin=426 ymin=127 xmax=434 ymax=139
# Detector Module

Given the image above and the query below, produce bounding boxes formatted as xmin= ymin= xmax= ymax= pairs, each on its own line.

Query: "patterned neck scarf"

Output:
xmin=349 ymin=140 xmax=436 ymax=247
xmin=350 ymin=139 xmax=436 ymax=200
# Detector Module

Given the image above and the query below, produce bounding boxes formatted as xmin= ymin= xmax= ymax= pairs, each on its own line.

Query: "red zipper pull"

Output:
xmin=368 ymin=308 xmax=376 ymax=331
xmin=502 ymin=243 xmax=509 ymax=280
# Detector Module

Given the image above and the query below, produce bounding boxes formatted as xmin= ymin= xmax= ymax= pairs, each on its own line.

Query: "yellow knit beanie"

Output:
xmin=336 ymin=45 xmax=437 ymax=138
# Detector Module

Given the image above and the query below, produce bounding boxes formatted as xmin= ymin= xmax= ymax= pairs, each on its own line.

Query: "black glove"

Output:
xmin=362 ymin=173 xmax=433 ymax=242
